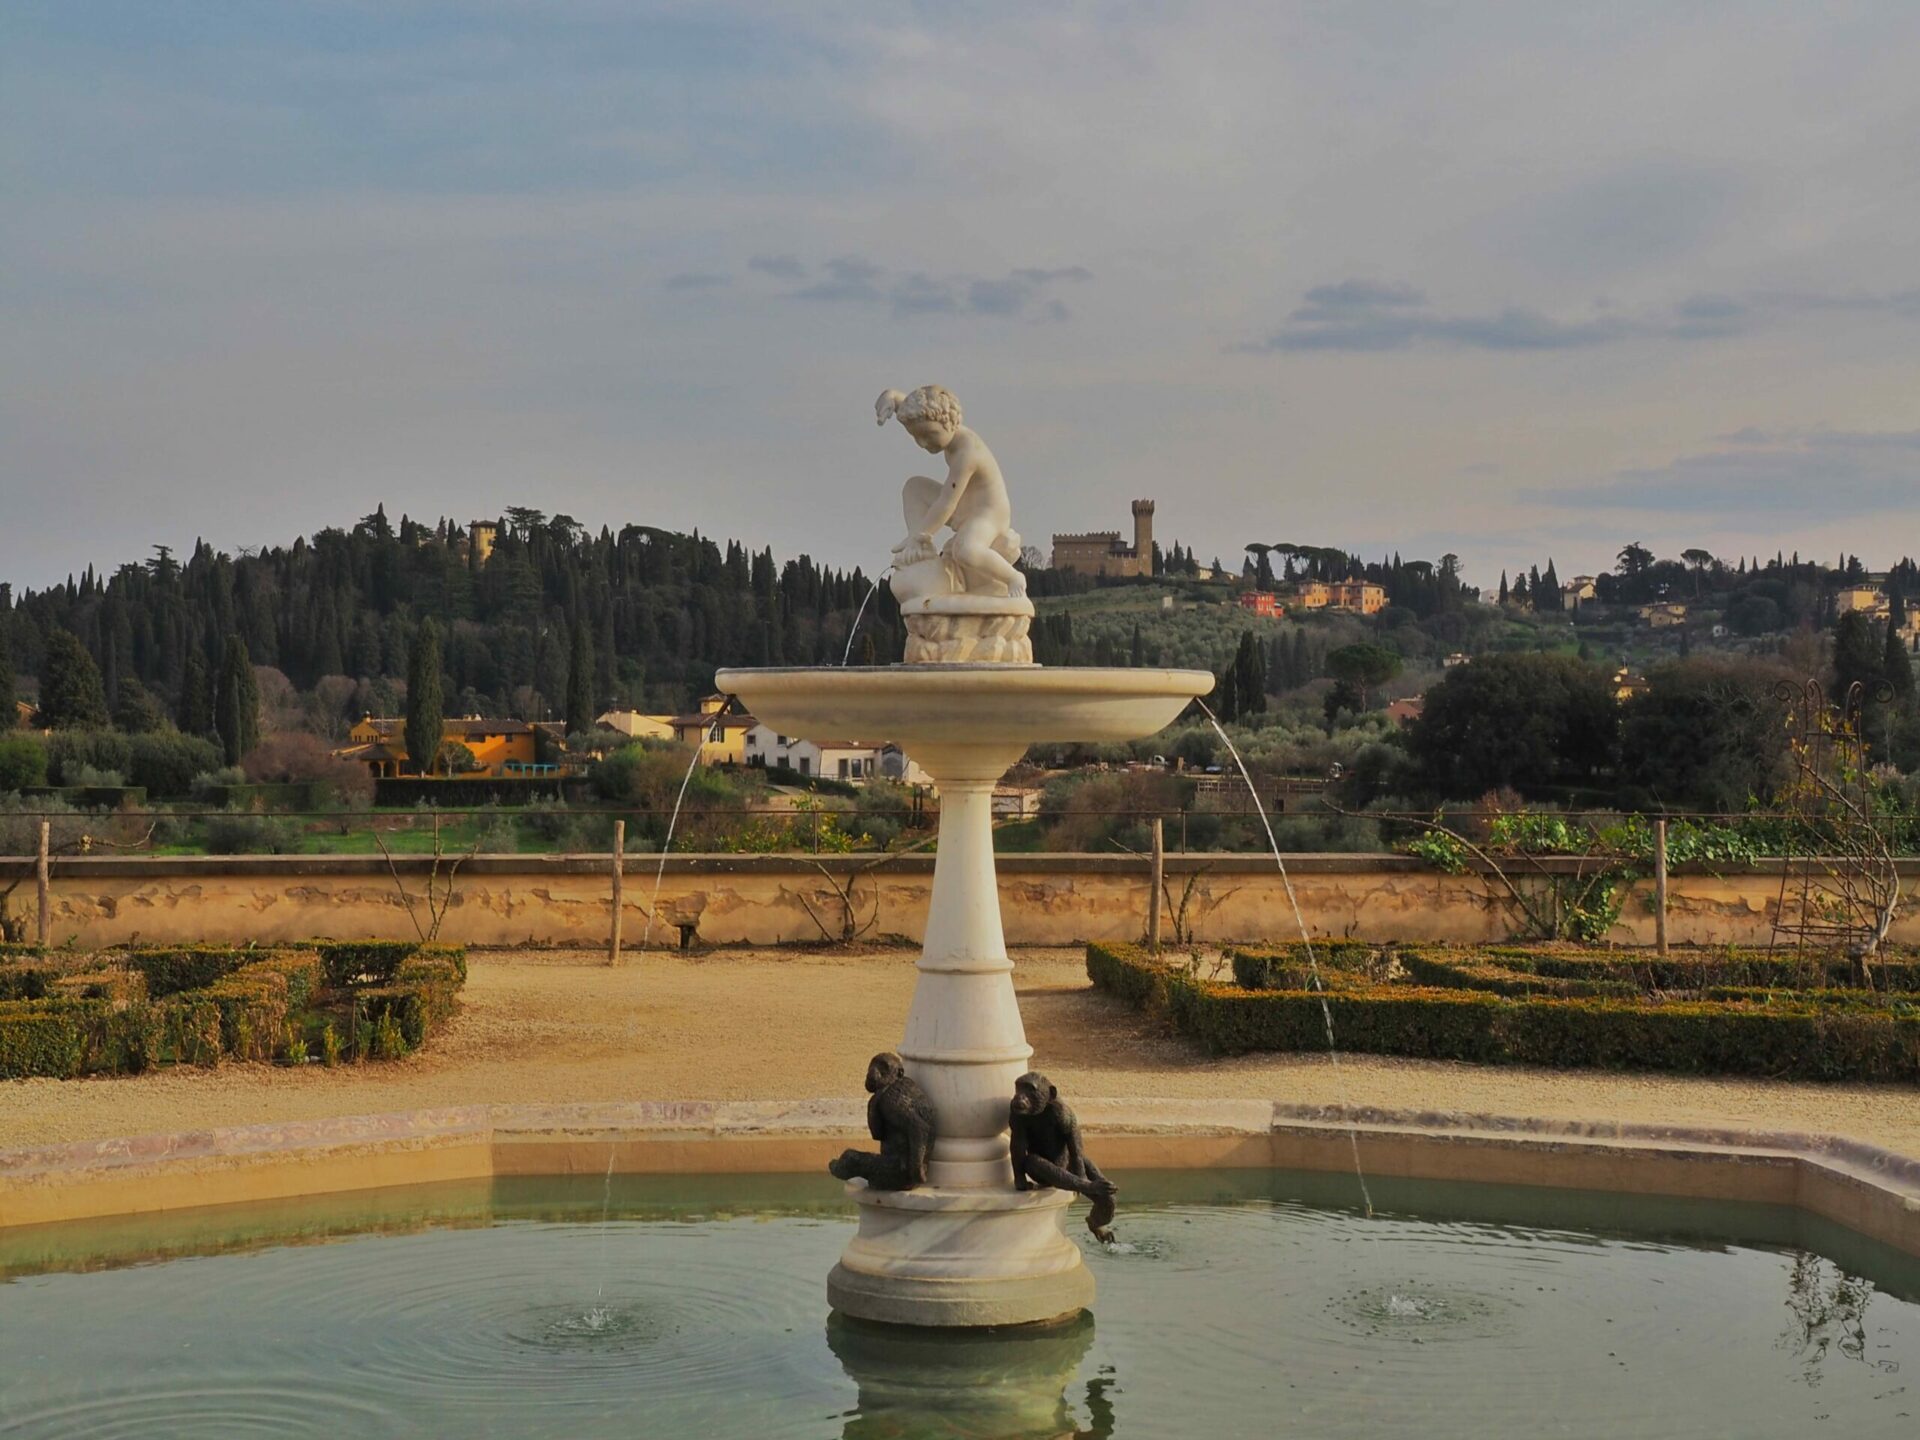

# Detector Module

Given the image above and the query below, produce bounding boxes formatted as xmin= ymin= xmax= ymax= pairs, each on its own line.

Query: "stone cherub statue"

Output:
xmin=875 ymin=385 xmax=1026 ymax=603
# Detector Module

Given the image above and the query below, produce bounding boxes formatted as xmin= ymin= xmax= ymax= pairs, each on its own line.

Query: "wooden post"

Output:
xmin=1148 ymin=817 xmax=1164 ymax=954
xmin=36 ymin=821 xmax=51 ymax=946
xmin=1653 ymin=818 xmax=1669 ymax=957
xmin=609 ymin=820 xmax=625 ymax=966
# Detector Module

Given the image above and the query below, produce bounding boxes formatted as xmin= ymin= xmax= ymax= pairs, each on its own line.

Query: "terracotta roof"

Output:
xmin=357 ymin=717 xmax=540 ymax=737
xmin=669 ymin=712 xmax=757 ymax=730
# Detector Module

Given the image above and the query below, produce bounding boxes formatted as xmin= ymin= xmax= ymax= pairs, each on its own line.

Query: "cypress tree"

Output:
xmin=1831 ymin=611 xmax=1882 ymax=701
xmin=1130 ymin=622 xmax=1144 ymax=667
xmin=1498 ymin=571 xmax=1509 ymax=606
xmin=179 ymin=651 xmax=214 ymax=737
xmin=215 ymin=634 xmax=260 ymax=764
xmin=0 ymin=619 xmax=13 ymax=723
xmin=565 ymin=618 xmax=595 ymax=736
xmin=1232 ymin=630 xmax=1266 ymax=716
xmin=1883 ymin=592 xmax=1914 ymax=702
xmin=40 ymin=629 xmax=109 ymax=730
xmin=407 ymin=617 xmax=445 ymax=775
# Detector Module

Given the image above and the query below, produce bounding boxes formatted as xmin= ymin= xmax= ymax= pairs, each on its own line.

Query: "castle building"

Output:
xmin=1051 ymin=500 xmax=1154 ymax=578
xmin=467 ymin=520 xmax=499 ymax=568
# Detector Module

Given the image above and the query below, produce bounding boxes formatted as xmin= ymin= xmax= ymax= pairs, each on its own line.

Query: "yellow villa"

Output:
xmin=668 ymin=694 xmax=758 ymax=764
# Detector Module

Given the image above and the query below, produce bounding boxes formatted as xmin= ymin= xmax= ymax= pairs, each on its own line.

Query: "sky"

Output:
xmin=3 ymin=1 xmax=1918 ymax=594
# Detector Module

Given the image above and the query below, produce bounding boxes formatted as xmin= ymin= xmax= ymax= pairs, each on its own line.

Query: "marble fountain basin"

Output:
xmin=712 ymin=665 xmax=1214 ymax=753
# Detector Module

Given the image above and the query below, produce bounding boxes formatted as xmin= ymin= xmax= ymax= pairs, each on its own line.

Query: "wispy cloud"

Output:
xmin=1529 ymin=428 xmax=1920 ymax=516
xmin=776 ymin=254 xmax=1089 ymax=320
xmin=1241 ymin=280 xmax=1665 ymax=353
xmin=1240 ymin=279 xmax=1920 ymax=355
xmin=664 ymin=271 xmax=729 ymax=291
xmin=747 ymin=254 xmax=807 ymax=280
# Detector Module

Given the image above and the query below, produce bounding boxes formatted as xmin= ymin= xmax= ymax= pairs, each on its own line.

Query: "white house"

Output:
xmin=745 ymin=725 xmax=927 ymax=785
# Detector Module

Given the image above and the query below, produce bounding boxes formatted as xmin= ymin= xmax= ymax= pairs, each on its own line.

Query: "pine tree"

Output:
xmin=39 ymin=629 xmax=109 ymax=730
xmin=112 ymin=678 xmax=168 ymax=734
xmin=566 ymin=618 xmax=594 ymax=736
xmin=215 ymin=634 xmax=260 ymax=764
xmin=407 ymin=618 xmax=444 ymax=775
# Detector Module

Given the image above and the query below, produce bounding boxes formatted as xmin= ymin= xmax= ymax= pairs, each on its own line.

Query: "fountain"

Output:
xmin=718 ymin=384 xmax=1212 ymax=1327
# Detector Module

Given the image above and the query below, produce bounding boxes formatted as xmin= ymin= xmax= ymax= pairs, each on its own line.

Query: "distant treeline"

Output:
xmin=0 ymin=507 xmax=904 ymax=723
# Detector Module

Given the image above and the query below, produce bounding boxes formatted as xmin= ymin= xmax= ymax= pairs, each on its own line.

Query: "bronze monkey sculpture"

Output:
xmin=828 ymin=1052 xmax=935 ymax=1191
xmin=1009 ymin=1071 xmax=1118 ymax=1242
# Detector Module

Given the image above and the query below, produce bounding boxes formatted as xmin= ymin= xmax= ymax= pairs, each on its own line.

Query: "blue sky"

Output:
xmin=4 ymin=2 xmax=1918 ymax=591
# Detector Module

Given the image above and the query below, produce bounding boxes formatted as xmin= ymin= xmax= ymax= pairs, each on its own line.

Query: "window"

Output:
xmin=799 ymin=756 xmax=810 ymax=775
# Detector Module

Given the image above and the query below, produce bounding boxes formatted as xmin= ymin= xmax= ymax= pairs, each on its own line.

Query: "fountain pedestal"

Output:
xmin=715 ymin=665 xmax=1211 ymax=1326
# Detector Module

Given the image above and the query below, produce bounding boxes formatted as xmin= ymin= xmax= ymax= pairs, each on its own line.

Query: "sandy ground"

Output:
xmin=3 ymin=947 xmax=1918 ymax=1156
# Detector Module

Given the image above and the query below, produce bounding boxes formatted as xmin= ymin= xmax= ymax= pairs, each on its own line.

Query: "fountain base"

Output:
xmin=828 ymin=1182 xmax=1093 ymax=1327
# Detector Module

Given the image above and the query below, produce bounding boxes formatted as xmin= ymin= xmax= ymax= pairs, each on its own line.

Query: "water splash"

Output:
xmin=593 ymin=1142 xmax=616 ymax=1302
xmin=841 ymin=566 xmax=895 ymax=665
xmin=1197 ymin=699 xmax=1375 ymax=1219
xmin=640 ymin=738 xmax=709 ymax=951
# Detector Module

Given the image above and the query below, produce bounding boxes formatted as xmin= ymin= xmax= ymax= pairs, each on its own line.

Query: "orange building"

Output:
xmin=1236 ymin=591 xmax=1283 ymax=617
xmin=1328 ymin=580 xmax=1387 ymax=615
xmin=339 ymin=716 xmax=564 ymax=778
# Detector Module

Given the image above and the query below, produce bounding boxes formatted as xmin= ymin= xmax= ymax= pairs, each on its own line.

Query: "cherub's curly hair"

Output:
xmin=875 ymin=384 xmax=962 ymax=430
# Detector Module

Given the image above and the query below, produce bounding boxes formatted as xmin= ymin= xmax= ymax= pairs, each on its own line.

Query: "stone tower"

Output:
xmin=1131 ymin=500 xmax=1154 ymax=566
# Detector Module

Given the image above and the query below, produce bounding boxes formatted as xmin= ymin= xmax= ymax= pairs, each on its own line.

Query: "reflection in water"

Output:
xmin=828 ymin=1312 xmax=1113 ymax=1439
xmin=1780 ymin=1250 xmax=1899 ymax=1387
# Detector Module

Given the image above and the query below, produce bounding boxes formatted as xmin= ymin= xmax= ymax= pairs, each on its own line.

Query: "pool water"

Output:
xmin=1 ymin=1170 xmax=1915 ymax=1438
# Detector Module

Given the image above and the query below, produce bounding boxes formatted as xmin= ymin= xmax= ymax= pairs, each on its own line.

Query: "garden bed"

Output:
xmin=0 ymin=940 xmax=466 ymax=1079
xmin=1087 ymin=941 xmax=1920 ymax=1082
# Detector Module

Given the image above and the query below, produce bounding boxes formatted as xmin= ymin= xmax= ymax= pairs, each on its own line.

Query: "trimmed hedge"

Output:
xmin=358 ymin=952 xmax=465 ymax=1053
xmin=1476 ymin=946 xmax=1920 ymax=994
xmin=0 ymin=998 xmax=104 ymax=1078
xmin=1398 ymin=950 xmax=1637 ymax=1000
xmin=0 ymin=942 xmax=465 ymax=1078
xmin=1228 ymin=942 xmax=1382 ymax=991
xmin=123 ymin=946 xmax=251 ymax=997
xmin=312 ymin=939 xmax=467 ymax=989
xmin=1087 ymin=942 xmax=1920 ymax=1081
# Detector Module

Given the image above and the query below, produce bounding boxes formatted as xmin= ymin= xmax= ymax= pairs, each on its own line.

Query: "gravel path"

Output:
xmin=4 ymin=947 xmax=1917 ymax=1156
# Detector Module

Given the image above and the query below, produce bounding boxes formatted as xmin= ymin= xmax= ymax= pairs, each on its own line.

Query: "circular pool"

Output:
xmin=2 ymin=1170 xmax=1915 ymax=1438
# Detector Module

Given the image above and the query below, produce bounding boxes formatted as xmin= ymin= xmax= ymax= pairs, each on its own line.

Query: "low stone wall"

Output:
xmin=4 ymin=852 xmax=1918 ymax=950
xmin=4 ymin=1101 xmax=1916 ymax=1258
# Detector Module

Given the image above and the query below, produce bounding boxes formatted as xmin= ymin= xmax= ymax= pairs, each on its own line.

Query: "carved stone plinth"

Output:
xmin=828 ymin=1184 xmax=1092 ymax=1327
xmin=900 ymin=594 xmax=1035 ymax=666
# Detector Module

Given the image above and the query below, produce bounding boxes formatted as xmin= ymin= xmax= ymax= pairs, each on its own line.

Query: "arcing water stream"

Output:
xmin=1198 ymin=699 xmax=1376 ymax=1219
xmin=841 ymin=566 xmax=895 ymax=665
xmin=639 ymin=734 xmax=711 ymax=952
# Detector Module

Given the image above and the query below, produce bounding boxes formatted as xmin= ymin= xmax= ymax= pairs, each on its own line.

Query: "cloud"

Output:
xmin=747 ymin=254 xmax=806 ymax=280
xmin=792 ymin=255 xmax=886 ymax=303
xmin=1243 ymin=277 xmax=1920 ymax=355
xmin=775 ymin=254 xmax=1089 ymax=320
xmin=1242 ymin=280 xmax=1650 ymax=353
xmin=664 ymin=271 xmax=729 ymax=291
xmin=1528 ymin=428 xmax=1920 ymax=516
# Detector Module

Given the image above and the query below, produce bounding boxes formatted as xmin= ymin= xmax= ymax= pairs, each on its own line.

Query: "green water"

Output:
xmin=1 ymin=1170 xmax=1916 ymax=1438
